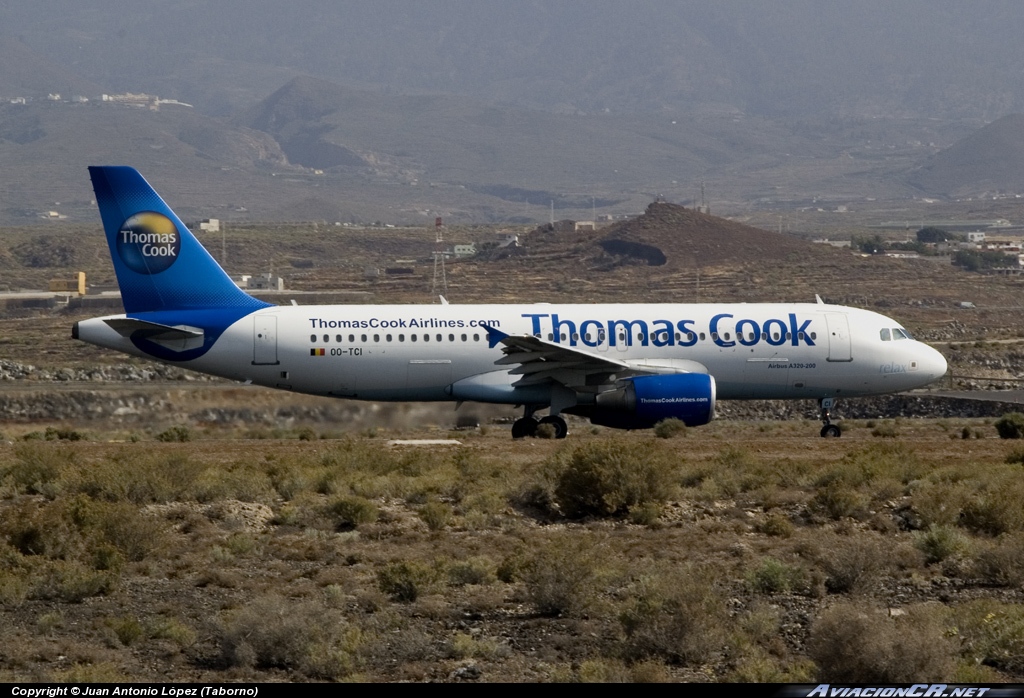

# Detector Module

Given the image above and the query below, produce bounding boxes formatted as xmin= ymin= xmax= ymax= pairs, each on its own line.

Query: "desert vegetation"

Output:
xmin=0 ymin=417 xmax=1022 ymax=682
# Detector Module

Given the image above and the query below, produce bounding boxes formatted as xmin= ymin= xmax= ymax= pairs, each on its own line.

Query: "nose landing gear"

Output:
xmin=819 ymin=397 xmax=841 ymax=438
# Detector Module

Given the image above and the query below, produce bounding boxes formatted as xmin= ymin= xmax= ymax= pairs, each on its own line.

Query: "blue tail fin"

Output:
xmin=88 ymin=166 xmax=268 ymax=315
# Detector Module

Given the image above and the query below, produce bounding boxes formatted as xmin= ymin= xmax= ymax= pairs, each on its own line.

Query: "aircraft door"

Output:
xmin=253 ymin=315 xmax=279 ymax=365
xmin=825 ymin=313 xmax=852 ymax=362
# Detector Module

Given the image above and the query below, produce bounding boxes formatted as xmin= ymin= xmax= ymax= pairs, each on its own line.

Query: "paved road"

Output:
xmin=928 ymin=390 xmax=1024 ymax=404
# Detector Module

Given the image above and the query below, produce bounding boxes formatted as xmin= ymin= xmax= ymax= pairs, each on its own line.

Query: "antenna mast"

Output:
xmin=431 ymin=216 xmax=448 ymax=300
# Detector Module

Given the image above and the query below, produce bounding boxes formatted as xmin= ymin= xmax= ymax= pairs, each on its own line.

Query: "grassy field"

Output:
xmin=2 ymin=212 xmax=1024 ymax=682
xmin=0 ymin=417 xmax=1023 ymax=682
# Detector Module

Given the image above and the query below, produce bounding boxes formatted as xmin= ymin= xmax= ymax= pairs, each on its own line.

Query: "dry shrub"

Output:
xmin=219 ymin=595 xmax=361 ymax=679
xmin=756 ymin=512 xmax=795 ymax=538
xmin=447 ymin=557 xmax=495 ymax=587
xmin=377 ymin=560 xmax=437 ymax=603
xmin=915 ymin=524 xmax=970 ymax=565
xmin=155 ymin=426 xmax=192 ymax=443
xmin=1 ymin=443 xmax=74 ymax=496
xmin=808 ymin=603 xmax=955 ymax=681
xmin=961 ymin=482 xmax=1024 ymax=536
xmin=809 ymin=484 xmax=866 ymax=521
xmin=910 ymin=481 xmax=970 ymax=528
xmin=619 ymin=565 xmax=726 ymax=664
xmin=327 ymin=495 xmax=379 ymax=529
xmin=994 ymin=412 xmax=1024 ymax=439
xmin=747 ymin=557 xmax=804 ymax=594
xmin=550 ymin=439 xmax=677 ymax=518
xmin=523 ymin=535 xmax=601 ymax=616
xmin=972 ymin=533 xmax=1024 ymax=586
xmin=50 ymin=662 xmax=129 ymax=683
xmin=68 ymin=451 xmax=206 ymax=504
xmin=0 ymin=495 xmax=164 ymax=565
xmin=653 ymin=418 xmax=687 ymax=439
xmin=727 ymin=647 xmax=815 ymax=682
xmin=817 ymin=534 xmax=890 ymax=594
xmin=953 ymin=600 xmax=1024 ymax=675
xmin=418 ymin=500 xmax=453 ymax=531
xmin=30 ymin=560 xmax=116 ymax=602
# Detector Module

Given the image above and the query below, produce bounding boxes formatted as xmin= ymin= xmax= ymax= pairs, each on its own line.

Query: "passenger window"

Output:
xmin=798 ymin=332 xmax=805 ymax=340
xmin=336 ymin=334 xmax=342 ymax=343
xmin=724 ymin=333 xmax=730 ymax=341
xmin=411 ymin=334 xmax=417 ymax=342
xmin=811 ymin=332 xmax=817 ymax=340
xmin=310 ymin=334 xmax=316 ymax=342
xmin=461 ymin=334 xmax=467 ymax=342
xmin=386 ymin=334 xmax=392 ymax=342
xmin=599 ymin=331 xmax=606 ymax=342
xmin=786 ymin=332 xmax=792 ymax=340
xmin=572 ymin=333 xmax=579 ymax=342
xmin=423 ymin=334 xmax=429 ymax=342
xmin=547 ymin=333 xmax=553 ymax=340
xmin=773 ymin=333 xmax=780 ymax=341
xmin=448 ymin=334 xmax=454 ymax=342
xmin=880 ymin=328 xmax=891 ymax=341
xmin=398 ymin=334 xmax=404 ymax=342
xmin=561 ymin=333 xmax=566 ymax=341
xmin=699 ymin=333 xmax=706 ymax=341
xmin=361 ymin=334 xmax=367 ymax=342
xmin=473 ymin=333 xmax=480 ymax=341
xmin=436 ymin=334 xmax=442 ymax=342
xmin=711 ymin=332 xmax=719 ymax=341
xmin=586 ymin=333 xmax=593 ymax=342
xmin=348 ymin=334 xmax=354 ymax=343
xmin=374 ymin=334 xmax=380 ymax=342
xmin=762 ymin=332 xmax=768 ymax=341
xmin=323 ymin=334 xmax=329 ymax=343
xmin=688 ymin=332 xmax=696 ymax=342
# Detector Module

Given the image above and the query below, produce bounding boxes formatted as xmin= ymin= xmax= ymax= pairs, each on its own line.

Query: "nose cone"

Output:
xmin=918 ymin=343 xmax=948 ymax=385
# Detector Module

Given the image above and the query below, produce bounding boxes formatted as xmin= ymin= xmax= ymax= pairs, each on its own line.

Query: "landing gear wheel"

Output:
xmin=818 ymin=397 xmax=839 ymax=438
xmin=820 ymin=423 xmax=841 ymax=438
xmin=511 ymin=417 xmax=539 ymax=439
xmin=538 ymin=415 xmax=569 ymax=439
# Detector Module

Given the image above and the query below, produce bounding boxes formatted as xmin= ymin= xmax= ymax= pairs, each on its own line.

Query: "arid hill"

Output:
xmin=908 ymin=113 xmax=1024 ymax=197
xmin=518 ymin=202 xmax=841 ymax=273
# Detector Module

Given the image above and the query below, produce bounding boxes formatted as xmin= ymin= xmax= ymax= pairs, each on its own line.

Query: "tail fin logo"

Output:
xmin=116 ymin=212 xmax=181 ymax=275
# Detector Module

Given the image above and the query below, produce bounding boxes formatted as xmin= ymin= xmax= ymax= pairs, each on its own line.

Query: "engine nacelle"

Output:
xmin=589 ymin=373 xmax=716 ymax=430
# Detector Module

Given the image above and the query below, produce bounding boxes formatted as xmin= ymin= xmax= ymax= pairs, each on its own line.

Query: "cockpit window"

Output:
xmin=880 ymin=328 xmax=891 ymax=342
xmin=893 ymin=328 xmax=910 ymax=340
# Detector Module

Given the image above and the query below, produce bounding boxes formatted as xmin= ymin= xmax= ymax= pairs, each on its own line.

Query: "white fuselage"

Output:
xmin=75 ymin=302 xmax=948 ymax=406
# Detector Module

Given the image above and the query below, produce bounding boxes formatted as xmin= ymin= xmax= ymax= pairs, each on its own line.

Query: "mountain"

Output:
xmin=908 ymin=114 xmax=1024 ymax=197
xmin=6 ymin=2 xmax=1024 ymax=121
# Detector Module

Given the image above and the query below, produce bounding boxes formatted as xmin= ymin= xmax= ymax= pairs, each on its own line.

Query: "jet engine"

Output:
xmin=588 ymin=373 xmax=716 ymax=429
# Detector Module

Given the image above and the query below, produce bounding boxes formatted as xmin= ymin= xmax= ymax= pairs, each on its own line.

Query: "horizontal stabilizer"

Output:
xmin=104 ymin=318 xmax=204 ymax=341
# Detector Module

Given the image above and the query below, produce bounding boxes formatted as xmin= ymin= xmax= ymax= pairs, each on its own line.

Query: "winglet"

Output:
xmin=481 ymin=324 xmax=509 ymax=349
xmin=815 ymin=294 xmax=825 ymax=305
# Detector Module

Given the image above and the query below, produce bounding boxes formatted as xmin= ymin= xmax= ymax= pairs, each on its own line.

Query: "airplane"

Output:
xmin=74 ymin=166 xmax=948 ymax=439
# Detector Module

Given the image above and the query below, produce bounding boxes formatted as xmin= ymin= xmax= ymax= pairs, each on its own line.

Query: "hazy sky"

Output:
xmin=4 ymin=1 xmax=1024 ymax=121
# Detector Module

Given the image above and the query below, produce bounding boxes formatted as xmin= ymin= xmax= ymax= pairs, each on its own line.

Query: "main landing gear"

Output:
xmin=819 ymin=397 xmax=841 ymax=438
xmin=511 ymin=406 xmax=568 ymax=439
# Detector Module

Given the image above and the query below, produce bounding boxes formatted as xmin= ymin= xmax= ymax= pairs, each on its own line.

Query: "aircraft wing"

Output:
xmin=483 ymin=325 xmax=706 ymax=390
